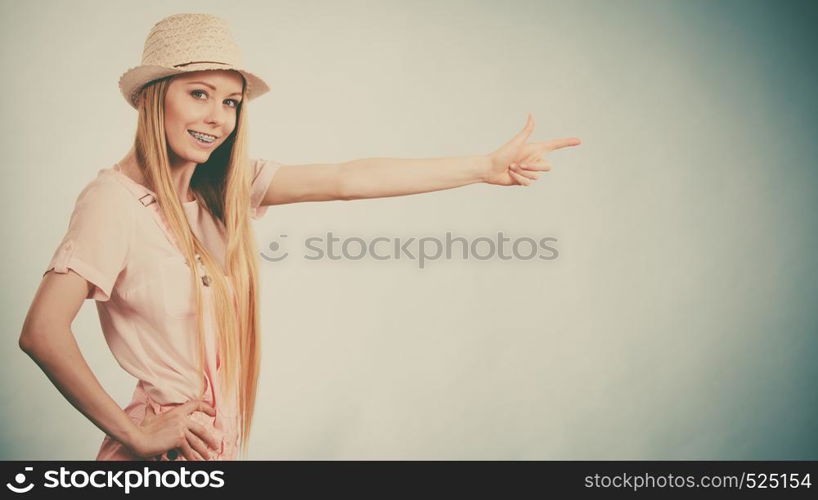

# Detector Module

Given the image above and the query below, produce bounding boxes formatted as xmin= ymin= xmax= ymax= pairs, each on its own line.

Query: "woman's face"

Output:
xmin=163 ymin=70 xmax=245 ymax=166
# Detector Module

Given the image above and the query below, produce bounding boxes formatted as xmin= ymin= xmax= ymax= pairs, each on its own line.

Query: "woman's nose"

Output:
xmin=204 ymin=104 xmax=228 ymax=126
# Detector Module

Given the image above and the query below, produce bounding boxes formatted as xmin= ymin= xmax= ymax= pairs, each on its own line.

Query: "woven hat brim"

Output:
xmin=119 ymin=63 xmax=270 ymax=110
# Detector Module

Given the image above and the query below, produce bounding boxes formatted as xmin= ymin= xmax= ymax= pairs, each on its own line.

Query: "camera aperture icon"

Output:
xmin=6 ymin=467 xmax=34 ymax=493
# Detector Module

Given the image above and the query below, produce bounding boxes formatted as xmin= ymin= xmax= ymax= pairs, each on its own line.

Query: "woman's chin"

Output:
xmin=173 ymin=151 xmax=211 ymax=165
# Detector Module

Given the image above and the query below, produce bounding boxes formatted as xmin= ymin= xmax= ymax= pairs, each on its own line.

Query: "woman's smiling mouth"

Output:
xmin=188 ymin=130 xmax=218 ymax=146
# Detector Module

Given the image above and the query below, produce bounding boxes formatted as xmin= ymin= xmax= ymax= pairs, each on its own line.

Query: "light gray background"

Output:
xmin=2 ymin=0 xmax=816 ymax=459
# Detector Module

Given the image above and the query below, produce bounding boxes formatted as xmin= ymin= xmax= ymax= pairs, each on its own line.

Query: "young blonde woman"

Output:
xmin=19 ymin=13 xmax=580 ymax=461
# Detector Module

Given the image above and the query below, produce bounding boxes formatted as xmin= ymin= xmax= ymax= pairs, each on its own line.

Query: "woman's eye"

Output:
xmin=192 ymin=90 xmax=239 ymax=109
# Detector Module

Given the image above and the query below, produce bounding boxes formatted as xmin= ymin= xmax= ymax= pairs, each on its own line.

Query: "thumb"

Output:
xmin=183 ymin=398 xmax=216 ymax=416
xmin=171 ymin=399 xmax=200 ymax=415
xmin=515 ymin=112 xmax=535 ymax=145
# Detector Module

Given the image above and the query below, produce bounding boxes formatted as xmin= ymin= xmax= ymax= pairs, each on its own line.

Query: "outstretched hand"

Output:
xmin=484 ymin=113 xmax=581 ymax=186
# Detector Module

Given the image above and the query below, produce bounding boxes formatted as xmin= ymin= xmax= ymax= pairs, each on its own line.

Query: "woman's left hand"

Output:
xmin=483 ymin=113 xmax=581 ymax=186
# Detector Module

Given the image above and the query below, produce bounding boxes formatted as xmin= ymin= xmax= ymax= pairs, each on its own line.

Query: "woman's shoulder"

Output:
xmin=70 ymin=168 xmax=140 ymax=218
xmin=250 ymin=157 xmax=283 ymax=176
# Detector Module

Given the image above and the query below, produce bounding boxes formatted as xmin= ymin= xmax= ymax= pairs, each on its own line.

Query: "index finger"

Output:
xmin=187 ymin=419 xmax=221 ymax=452
xmin=537 ymin=137 xmax=582 ymax=153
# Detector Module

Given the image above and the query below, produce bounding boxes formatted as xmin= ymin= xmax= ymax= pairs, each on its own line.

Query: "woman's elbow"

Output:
xmin=19 ymin=314 xmax=63 ymax=355
xmin=19 ymin=320 xmax=44 ymax=354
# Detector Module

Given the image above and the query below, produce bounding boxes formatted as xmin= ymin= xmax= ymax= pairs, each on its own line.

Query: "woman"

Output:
xmin=19 ymin=13 xmax=580 ymax=461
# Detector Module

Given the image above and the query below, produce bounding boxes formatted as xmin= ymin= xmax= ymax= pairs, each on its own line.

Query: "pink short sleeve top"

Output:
xmin=43 ymin=159 xmax=281 ymax=460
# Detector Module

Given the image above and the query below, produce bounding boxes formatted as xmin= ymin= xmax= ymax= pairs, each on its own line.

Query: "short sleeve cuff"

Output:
xmin=250 ymin=159 xmax=282 ymax=220
xmin=43 ymin=240 xmax=115 ymax=302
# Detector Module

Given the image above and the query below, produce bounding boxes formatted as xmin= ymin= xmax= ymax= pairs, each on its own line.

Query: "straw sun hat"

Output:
xmin=118 ymin=13 xmax=270 ymax=109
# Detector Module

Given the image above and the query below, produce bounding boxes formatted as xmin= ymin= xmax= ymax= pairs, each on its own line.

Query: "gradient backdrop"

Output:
xmin=2 ymin=0 xmax=816 ymax=459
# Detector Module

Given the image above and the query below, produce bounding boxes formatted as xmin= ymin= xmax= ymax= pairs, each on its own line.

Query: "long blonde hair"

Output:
xmin=133 ymin=74 xmax=262 ymax=458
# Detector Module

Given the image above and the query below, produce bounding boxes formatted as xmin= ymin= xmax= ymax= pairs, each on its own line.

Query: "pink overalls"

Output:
xmin=43 ymin=159 xmax=280 ymax=460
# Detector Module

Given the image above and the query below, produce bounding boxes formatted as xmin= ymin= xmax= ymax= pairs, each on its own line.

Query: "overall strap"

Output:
xmin=111 ymin=166 xmax=213 ymax=402
xmin=109 ymin=165 xmax=157 ymax=206
xmin=109 ymin=167 xmax=186 ymax=258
